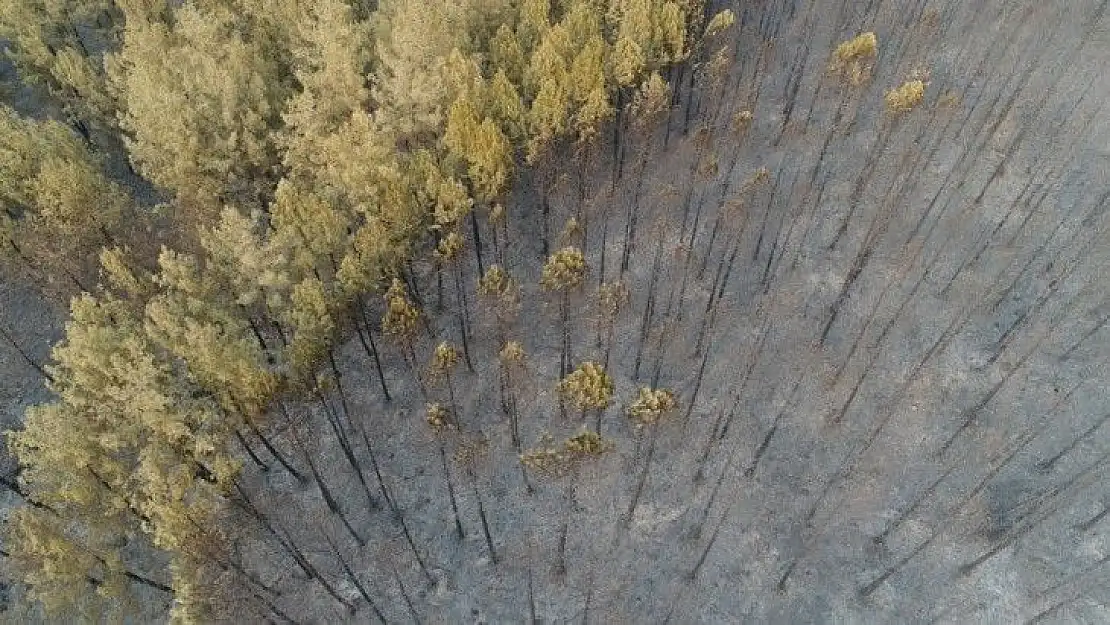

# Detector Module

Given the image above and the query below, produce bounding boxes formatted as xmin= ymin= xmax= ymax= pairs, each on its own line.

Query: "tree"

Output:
xmin=279 ymin=0 xmax=375 ymax=176
xmin=382 ymin=277 xmax=428 ymax=398
xmin=145 ymin=248 xmax=279 ymax=420
xmin=445 ymin=93 xmax=515 ymax=203
xmin=0 ymin=0 xmax=121 ymax=131
xmin=282 ymin=277 xmax=336 ymax=381
xmin=541 ymin=246 xmax=587 ymax=376
xmin=429 ymin=341 xmax=463 ymax=425
xmin=107 ymin=2 xmax=293 ymax=218
xmin=0 ymin=104 xmax=132 ymax=293
xmin=6 ymin=505 xmax=139 ymax=621
xmin=623 ymin=387 xmax=677 ymax=528
xmin=372 ymin=0 xmax=463 ymax=143
xmin=8 ymin=290 xmax=249 ymax=622
xmin=558 ymin=361 xmax=615 ymax=428
xmin=829 ymin=31 xmax=878 ymax=85
xmin=499 ymin=340 xmax=527 ymax=450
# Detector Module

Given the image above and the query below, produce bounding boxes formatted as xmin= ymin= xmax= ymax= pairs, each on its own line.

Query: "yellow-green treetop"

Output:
xmin=337 ymin=213 xmax=406 ymax=297
xmin=0 ymin=0 xmax=120 ymax=126
xmin=607 ymin=0 xmax=689 ymax=74
xmin=372 ymin=0 xmax=466 ymax=142
xmin=145 ymin=248 xmax=279 ymax=418
xmin=0 ymin=104 xmax=131 ymax=284
xmin=6 ymin=506 xmax=132 ymax=621
xmin=490 ymin=23 xmax=527 ymax=85
xmin=268 ymin=180 xmax=349 ymax=281
xmin=500 ymin=339 xmax=527 ymax=364
xmin=541 ymin=246 xmax=588 ymax=291
xmin=281 ymin=277 xmax=337 ymax=380
xmin=99 ymin=246 xmax=154 ymax=302
xmin=382 ymin=277 xmax=422 ymax=340
xmin=11 ymin=291 xmax=242 ymax=621
xmin=445 ymin=93 xmax=514 ymax=200
xmin=558 ymin=361 xmax=615 ymax=411
xmin=487 ymin=69 xmax=528 ymax=141
xmin=280 ymin=0 xmax=376 ymax=166
xmin=200 ymin=206 xmax=293 ymax=311
xmin=626 ymin=386 xmax=677 ymax=425
xmin=478 ymin=264 xmax=521 ymax=313
xmin=431 ymin=341 xmax=461 ymax=375
xmin=107 ymin=2 xmax=293 ymax=216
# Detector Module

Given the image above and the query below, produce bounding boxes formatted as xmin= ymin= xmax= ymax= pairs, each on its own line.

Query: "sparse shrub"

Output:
xmin=886 ymin=79 xmax=926 ymax=112
xmin=478 ymin=264 xmax=520 ymax=313
xmin=733 ymin=109 xmax=754 ymax=132
xmin=598 ymin=282 xmax=630 ymax=320
xmin=520 ymin=433 xmax=564 ymax=473
xmin=559 ymin=217 xmax=584 ymax=246
xmin=520 ymin=429 xmax=610 ymax=474
xmin=830 ymin=32 xmax=878 ymax=84
xmin=938 ymin=91 xmax=961 ymax=108
xmin=430 ymin=341 xmax=460 ymax=375
xmin=434 ymin=230 xmax=464 ymax=261
xmin=426 ymin=402 xmax=452 ymax=431
xmin=500 ymin=340 xmax=526 ymax=364
xmin=627 ymin=386 xmax=678 ymax=426
xmin=704 ymin=10 xmax=737 ymax=39
xmin=489 ymin=203 xmax=506 ymax=226
xmin=564 ymin=429 xmax=610 ymax=457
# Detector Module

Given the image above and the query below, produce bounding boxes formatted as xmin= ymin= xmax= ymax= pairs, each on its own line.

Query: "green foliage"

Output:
xmin=426 ymin=401 xmax=453 ymax=430
xmin=431 ymin=341 xmax=461 ymax=375
xmin=520 ymin=428 xmax=610 ymax=473
xmin=499 ymin=339 xmax=526 ymax=364
xmin=282 ymin=277 xmax=336 ymax=380
xmin=6 ymin=506 xmax=131 ymax=621
xmin=886 ymin=79 xmax=927 ymax=112
xmin=563 ymin=428 xmax=610 ymax=457
xmin=598 ymin=281 xmax=630 ymax=320
xmin=830 ymin=31 xmax=878 ymax=85
xmin=146 ymin=248 xmax=278 ymax=417
xmin=435 ymin=230 xmax=466 ymax=262
xmin=478 ymin=264 xmax=521 ymax=313
xmin=0 ymin=0 xmax=120 ymax=126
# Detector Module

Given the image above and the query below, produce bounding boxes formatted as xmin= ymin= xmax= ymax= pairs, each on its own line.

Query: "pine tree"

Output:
xmin=107 ymin=1 xmax=293 ymax=217
xmin=623 ymin=386 xmax=677 ymax=528
xmin=0 ymin=0 xmax=120 ymax=131
xmin=0 ymin=104 xmax=132 ymax=293
xmin=542 ymin=246 xmax=588 ymax=376
xmin=372 ymin=0 xmax=463 ymax=143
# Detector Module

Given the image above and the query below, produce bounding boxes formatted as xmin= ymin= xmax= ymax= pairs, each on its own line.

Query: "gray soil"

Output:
xmin=6 ymin=0 xmax=1110 ymax=623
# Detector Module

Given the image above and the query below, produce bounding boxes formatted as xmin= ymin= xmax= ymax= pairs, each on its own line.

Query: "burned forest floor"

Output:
xmin=7 ymin=0 xmax=1110 ymax=623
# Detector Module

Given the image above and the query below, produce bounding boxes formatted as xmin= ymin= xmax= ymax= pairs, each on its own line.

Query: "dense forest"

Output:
xmin=2 ymin=0 xmax=1110 ymax=622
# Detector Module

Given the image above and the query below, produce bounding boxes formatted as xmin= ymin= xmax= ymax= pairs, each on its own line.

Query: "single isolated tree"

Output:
xmin=541 ymin=246 xmax=588 ymax=376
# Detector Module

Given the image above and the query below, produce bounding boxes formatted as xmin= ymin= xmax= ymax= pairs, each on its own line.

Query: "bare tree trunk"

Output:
xmin=453 ymin=263 xmax=476 ymax=372
xmin=324 ymin=531 xmax=385 ymax=623
xmin=440 ymin=445 xmax=465 ymax=540
xmin=469 ymin=467 xmax=498 ymax=565
xmin=355 ymin=295 xmax=391 ymax=401
xmin=0 ymin=322 xmax=52 ymax=383
xmin=624 ymin=422 xmax=661 ymax=530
